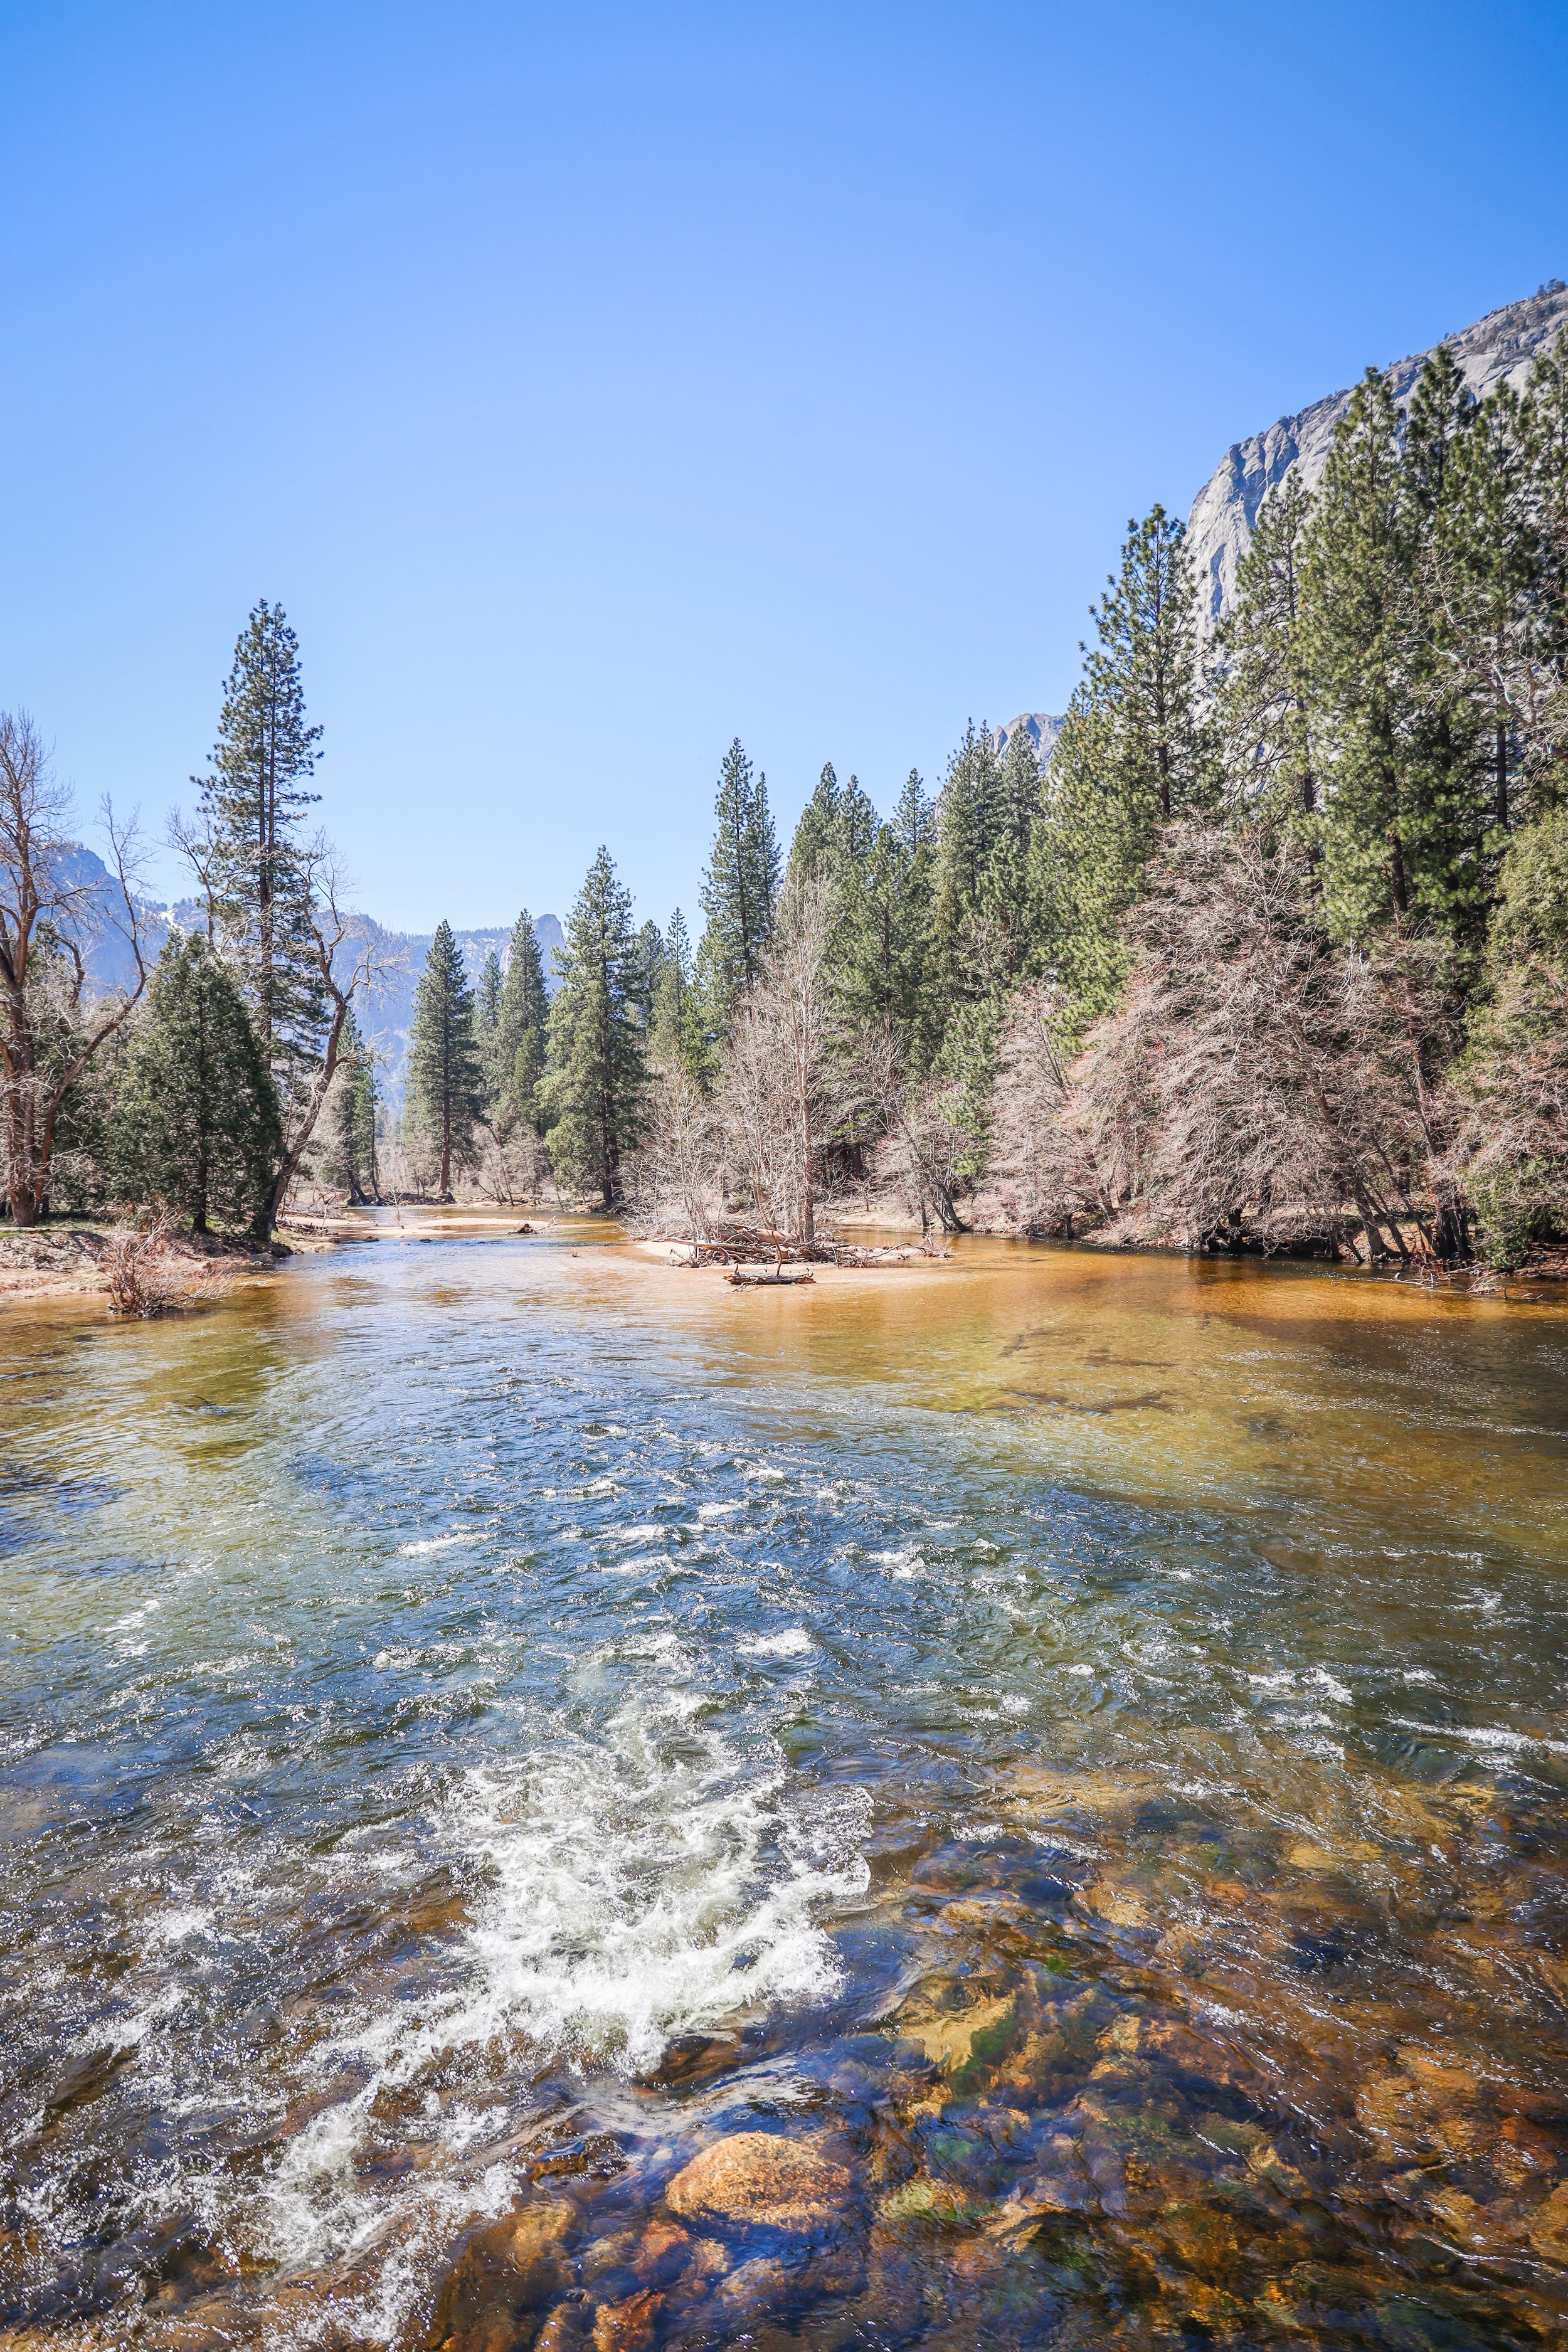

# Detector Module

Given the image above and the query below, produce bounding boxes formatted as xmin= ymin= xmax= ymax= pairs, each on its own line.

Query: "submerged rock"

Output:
xmin=895 ymin=1990 xmax=1017 ymax=2078
xmin=532 ymin=2307 xmax=586 ymax=2352
xmin=664 ymin=2132 xmax=856 ymax=2236
xmin=423 ymin=2199 xmax=572 ymax=2352
xmin=631 ymin=2217 xmax=694 ymax=2286
xmin=587 ymin=2287 xmax=661 ymax=2350
xmin=711 ymin=2240 xmax=868 ymax=2322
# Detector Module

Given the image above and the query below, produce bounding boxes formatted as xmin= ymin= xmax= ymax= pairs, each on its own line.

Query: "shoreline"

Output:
xmin=5 ymin=1208 xmax=1564 ymax=1309
xmin=0 ymin=1222 xmax=339 ymax=1306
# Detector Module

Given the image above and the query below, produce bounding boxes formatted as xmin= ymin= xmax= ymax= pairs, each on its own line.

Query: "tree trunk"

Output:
xmin=264 ymin=994 xmax=351 ymax=1234
xmin=1387 ymin=829 xmax=1409 ymax=917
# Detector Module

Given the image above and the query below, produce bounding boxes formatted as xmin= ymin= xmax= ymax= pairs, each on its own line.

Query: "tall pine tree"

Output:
xmin=474 ymin=948 xmax=502 ymax=1061
xmin=1216 ymin=472 xmax=1317 ymax=824
xmin=406 ymin=921 xmax=484 ymax=1198
xmin=488 ymin=912 xmax=550 ymax=1139
xmin=1030 ymin=506 xmax=1212 ymax=1025
xmin=786 ymin=763 xmax=842 ymax=887
xmin=541 ymin=847 xmax=648 ymax=1205
xmin=697 ymin=739 xmax=780 ymax=1032
xmin=1297 ymin=366 xmax=1485 ymax=946
xmin=194 ymin=603 xmax=324 ymax=1093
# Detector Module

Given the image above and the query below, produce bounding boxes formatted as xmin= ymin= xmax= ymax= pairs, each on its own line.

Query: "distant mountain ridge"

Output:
xmin=367 ymin=914 xmax=564 ymax=1093
xmin=61 ymin=845 xmax=561 ymax=1095
xmin=1186 ymin=282 xmax=1568 ymax=627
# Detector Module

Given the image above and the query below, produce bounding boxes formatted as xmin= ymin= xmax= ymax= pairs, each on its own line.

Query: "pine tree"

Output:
xmin=1453 ymin=388 xmax=1537 ymax=839
xmin=194 ymin=602 xmax=324 ymax=1093
xmin=978 ymin=724 xmax=1045 ymax=988
xmin=822 ymin=771 xmax=938 ymax=1047
xmin=1525 ymin=328 xmax=1568 ymax=694
xmin=1216 ymin=472 xmax=1317 ymax=824
xmin=489 ymin=911 xmax=550 ymax=1138
xmin=894 ymin=769 xmax=936 ymax=859
xmin=650 ymin=906 xmax=710 ymax=1087
xmin=323 ymin=1009 xmax=379 ymax=1204
xmin=110 ymin=933 xmax=282 ymax=1235
xmin=1092 ymin=504 xmax=1212 ymax=824
xmin=1029 ymin=506 xmax=1212 ymax=1027
xmin=541 ymin=847 xmax=648 ymax=1204
xmin=475 ymin=948 xmax=502 ymax=1062
xmin=930 ymin=723 xmax=1002 ymax=978
xmin=835 ymin=819 xmax=935 ymax=1038
xmin=1297 ymin=367 xmax=1485 ymax=946
xmin=1463 ymin=804 xmax=1568 ymax=1262
xmin=835 ymin=775 xmax=879 ymax=866
xmin=406 ymin=921 xmax=484 ymax=1198
xmin=697 ymin=739 xmax=780 ymax=1031
xmin=635 ymin=920 xmax=667 ymax=1029
xmin=787 ymin=763 xmax=842 ymax=886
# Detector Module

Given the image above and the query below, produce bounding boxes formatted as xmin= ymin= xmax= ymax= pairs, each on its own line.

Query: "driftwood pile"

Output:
xmin=686 ymin=1222 xmax=953 ymax=1274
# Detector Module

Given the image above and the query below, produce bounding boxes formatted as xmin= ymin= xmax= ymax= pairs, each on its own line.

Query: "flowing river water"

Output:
xmin=3 ymin=1219 xmax=1567 ymax=2351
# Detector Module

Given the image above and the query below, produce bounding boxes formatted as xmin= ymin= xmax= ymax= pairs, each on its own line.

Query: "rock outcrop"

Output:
xmin=1187 ymin=282 xmax=1568 ymax=628
xmin=993 ymin=711 xmax=1065 ymax=765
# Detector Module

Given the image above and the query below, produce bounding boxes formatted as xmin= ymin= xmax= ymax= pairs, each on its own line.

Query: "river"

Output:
xmin=2 ymin=1219 xmax=1566 ymax=2349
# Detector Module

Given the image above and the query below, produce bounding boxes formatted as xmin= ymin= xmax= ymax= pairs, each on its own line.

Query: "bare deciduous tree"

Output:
xmin=719 ymin=874 xmax=840 ymax=1246
xmin=992 ymin=822 xmax=1469 ymax=1263
xmin=987 ymin=988 xmax=1102 ymax=1237
xmin=1096 ymin=825 xmax=1468 ymax=1258
xmin=264 ymin=839 xmax=403 ymax=1229
xmin=0 ymin=712 xmax=150 ymax=1226
xmin=851 ymin=1019 xmax=968 ymax=1236
xmin=623 ymin=1062 xmax=721 ymax=1239
xmin=473 ymin=1117 xmax=551 ymax=1207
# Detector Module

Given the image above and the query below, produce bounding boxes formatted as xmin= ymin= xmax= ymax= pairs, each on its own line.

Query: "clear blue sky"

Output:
xmin=4 ymin=3 xmax=1565 ymax=931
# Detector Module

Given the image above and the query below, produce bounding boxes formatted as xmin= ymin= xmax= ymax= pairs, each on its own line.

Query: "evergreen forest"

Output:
xmin=6 ymin=331 xmax=1568 ymax=1274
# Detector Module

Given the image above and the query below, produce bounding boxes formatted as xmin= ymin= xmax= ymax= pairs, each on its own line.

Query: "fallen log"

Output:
xmin=726 ymin=1265 xmax=815 ymax=1286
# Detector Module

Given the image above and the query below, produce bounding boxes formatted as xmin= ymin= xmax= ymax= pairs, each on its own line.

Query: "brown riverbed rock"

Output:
xmin=714 ymin=2255 xmax=796 ymax=2314
xmin=632 ymin=2218 xmax=694 ymax=2286
xmin=877 ymin=2175 xmax=995 ymax=2233
xmin=533 ymin=2307 xmax=585 ymax=2352
xmin=1355 ymin=2046 xmax=1488 ymax=2163
xmin=1528 ymin=2181 xmax=1568 ymax=2261
xmin=1158 ymin=2198 xmax=1243 ymax=2281
xmin=712 ymin=2240 xmax=867 ymax=2320
xmin=424 ymin=2198 xmax=573 ymax=2352
xmin=664 ymin=2132 xmax=855 ymax=2236
xmin=588 ymin=2287 xmax=661 ymax=2350
xmin=656 ymin=2233 xmax=731 ymax=2326
xmin=894 ymin=1989 xmax=1017 ymax=2077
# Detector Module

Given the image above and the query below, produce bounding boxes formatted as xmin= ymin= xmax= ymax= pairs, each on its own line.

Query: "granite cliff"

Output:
xmin=1185 ymin=282 xmax=1568 ymax=628
xmin=993 ymin=712 xmax=1065 ymax=763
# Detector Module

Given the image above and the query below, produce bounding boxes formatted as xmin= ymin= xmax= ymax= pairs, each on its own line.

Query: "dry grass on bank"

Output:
xmin=0 ymin=1219 xmax=278 ymax=1308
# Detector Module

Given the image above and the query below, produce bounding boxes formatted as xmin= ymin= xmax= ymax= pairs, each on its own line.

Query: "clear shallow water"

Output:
xmin=2 ymin=1220 xmax=1567 ymax=2349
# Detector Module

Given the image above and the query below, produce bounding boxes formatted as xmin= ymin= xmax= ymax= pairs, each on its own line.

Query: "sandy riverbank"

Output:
xmin=0 ymin=1224 xmax=344 ymax=1305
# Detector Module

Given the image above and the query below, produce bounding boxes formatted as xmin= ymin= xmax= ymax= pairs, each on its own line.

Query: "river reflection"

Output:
xmin=1 ymin=1221 xmax=1565 ymax=2349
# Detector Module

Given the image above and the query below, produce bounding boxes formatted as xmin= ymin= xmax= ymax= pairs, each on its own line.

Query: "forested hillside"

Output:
xmin=5 ymin=308 xmax=1566 ymax=1272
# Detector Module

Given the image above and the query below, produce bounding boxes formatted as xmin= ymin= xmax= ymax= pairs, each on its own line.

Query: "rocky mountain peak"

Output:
xmin=992 ymin=711 xmax=1066 ymax=764
xmin=1186 ymin=282 xmax=1568 ymax=628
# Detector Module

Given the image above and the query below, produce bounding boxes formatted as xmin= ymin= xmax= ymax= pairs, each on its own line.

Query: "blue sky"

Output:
xmin=4 ymin=2 xmax=1566 ymax=931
